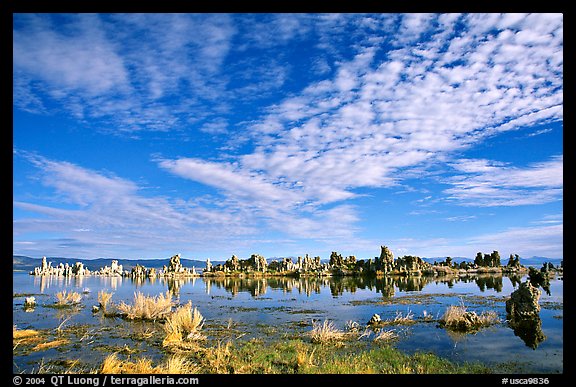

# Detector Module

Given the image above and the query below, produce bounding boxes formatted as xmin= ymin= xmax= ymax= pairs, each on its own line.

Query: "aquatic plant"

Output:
xmin=186 ymin=338 xmax=490 ymax=374
xmin=117 ymin=291 xmax=173 ymax=320
xmin=55 ymin=290 xmax=82 ymax=306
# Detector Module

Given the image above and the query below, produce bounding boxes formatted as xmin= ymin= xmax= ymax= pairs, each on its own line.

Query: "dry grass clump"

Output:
xmin=55 ymin=290 xmax=82 ymax=306
xmin=373 ymin=328 xmax=398 ymax=342
xmin=13 ymin=326 xmax=43 ymax=348
xmin=163 ymin=301 xmax=205 ymax=348
xmin=308 ymin=319 xmax=345 ymax=344
xmin=197 ymin=341 xmax=233 ymax=373
xmin=440 ymin=305 xmax=499 ymax=332
xmin=32 ymin=339 xmax=70 ymax=352
xmin=13 ymin=325 xmax=71 ymax=352
xmin=97 ymin=291 xmax=114 ymax=312
xmin=100 ymin=353 xmax=199 ymax=374
xmin=13 ymin=326 xmax=41 ymax=340
xmin=345 ymin=320 xmax=361 ymax=332
xmin=391 ymin=310 xmax=415 ymax=325
xmin=117 ymin=291 xmax=173 ymax=320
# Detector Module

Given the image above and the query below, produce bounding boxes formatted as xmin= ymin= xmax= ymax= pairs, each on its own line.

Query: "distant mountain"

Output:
xmin=12 ymin=255 xmax=224 ymax=273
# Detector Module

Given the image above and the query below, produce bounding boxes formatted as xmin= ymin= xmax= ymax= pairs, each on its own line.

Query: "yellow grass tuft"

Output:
xmin=13 ymin=326 xmax=44 ymax=348
xmin=199 ymin=341 xmax=232 ymax=373
xmin=100 ymin=353 xmax=198 ymax=374
xmin=100 ymin=353 xmax=123 ymax=374
xmin=373 ymin=328 xmax=398 ymax=342
xmin=55 ymin=290 xmax=82 ymax=306
xmin=97 ymin=291 xmax=114 ymax=312
xmin=392 ymin=310 xmax=415 ymax=325
xmin=163 ymin=301 xmax=205 ymax=347
xmin=296 ymin=346 xmax=316 ymax=369
xmin=117 ymin=291 xmax=173 ymax=320
xmin=440 ymin=305 xmax=500 ymax=331
xmin=32 ymin=338 xmax=70 ymax=352
xmin=13 ymin=326 xmax=40 ymax=340
xmin=161 ymin=355 xmax=199 ymax=374
xmin=308 ymin=319 xmax=345 ymax=344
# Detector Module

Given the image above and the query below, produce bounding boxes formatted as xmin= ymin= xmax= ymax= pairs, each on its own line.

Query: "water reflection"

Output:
xmin=197 ymin=273 xmax=535 ymax=298
xmin=30 ymin=273 xmax=540 ymax=298
xmin=34 ymin=274 xmax=89 ymax=293
xmin=162 ymin=277 xmax=199 ymax=297
xmin=508 ymin=316 xmax=546 ymax=350
xmin=475 ymin=275 xmax=503 ymax=292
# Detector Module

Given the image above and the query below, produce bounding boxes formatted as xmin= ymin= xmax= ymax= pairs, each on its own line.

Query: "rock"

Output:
xmin=528 ymin=267 xmax=551 ymax=296
xmin=24 ymin=297 xmax=36 ymax=308
xmin=92 ymin=305 xmax=100 ymax=313
xmin=454 ymin=311 xmax=481 ymax=331
xmin=368 ymin=313 xmax=382 ymax=325
xmin=506 ymin=281 xmax=541 ymax=319
xmin=131 ymin=264 xmax=147 ymax=277
xmin=168 ymin=254 xmax=183 ymax=273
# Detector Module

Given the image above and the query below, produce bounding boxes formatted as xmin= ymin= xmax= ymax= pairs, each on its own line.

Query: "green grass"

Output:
xmin=23 ymin=323 xmax=495 ymax=374
xmin=147 ymin=338 xmax=492 ymax=374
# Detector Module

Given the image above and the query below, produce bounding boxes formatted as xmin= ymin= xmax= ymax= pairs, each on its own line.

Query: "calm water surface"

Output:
xmin=12 ymin=271 xmax=563 ymax=374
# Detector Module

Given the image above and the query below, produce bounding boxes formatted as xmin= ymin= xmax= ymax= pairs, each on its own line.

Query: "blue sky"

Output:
xmin=13 ymin=13 xmax=563 ymax=261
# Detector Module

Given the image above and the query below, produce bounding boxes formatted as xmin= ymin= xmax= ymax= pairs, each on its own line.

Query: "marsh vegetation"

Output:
xmin=12 ymin=272 xmax=563 ymax=374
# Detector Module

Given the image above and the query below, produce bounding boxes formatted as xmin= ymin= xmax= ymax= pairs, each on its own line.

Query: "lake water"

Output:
xmin=12 ymin=271 xmax=563 ymax=374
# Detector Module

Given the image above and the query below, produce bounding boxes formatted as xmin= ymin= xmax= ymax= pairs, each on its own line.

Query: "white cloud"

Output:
xmin=386 ymin=222 xmax=563 ymax=259
xmin=13 ymin=154 xmax=261 ymax=258
xmin=235 ymin=13 xmax=562 ymax=207
xmin=466 ymin=224 xmax=563 ymax=258
xmin=444 ymin=156 xmax=563 ymax=207
xmin=153 ymin=14 xmax=563 ymax=252
xmin=13 ymin=14 xmax=564 ymax=259
xmin=13 ymin=13 xmax=237 ymax=133
xmin=13 ymin=14 xmax=129 ymax=95
xmin=158 ymin=157 xmax=299 ymax=204
xmin=526 ymin=128 xmax=553 ymax=137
